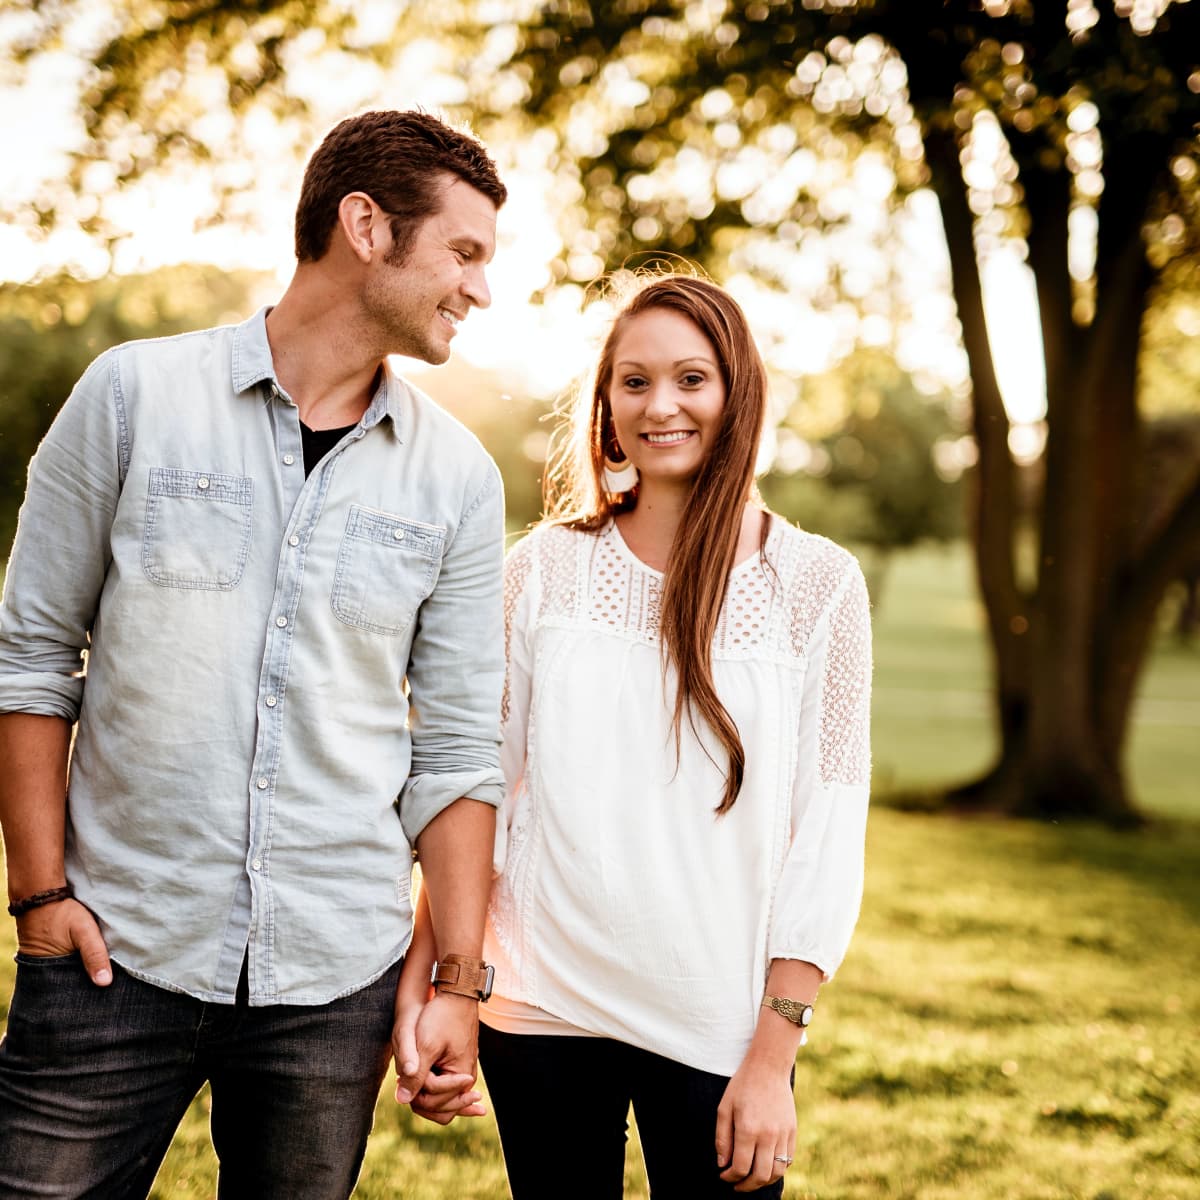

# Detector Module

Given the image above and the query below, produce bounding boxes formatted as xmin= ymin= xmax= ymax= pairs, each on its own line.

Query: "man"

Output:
xmin=0 ymin=110 xmax=506 ymax=1197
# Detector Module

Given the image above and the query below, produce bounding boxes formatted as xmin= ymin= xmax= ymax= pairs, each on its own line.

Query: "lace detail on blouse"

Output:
xmin=578 ymin=523 xmax=787 ymax=655
xmin=819 ymin=569 xmax=873 ymax=786
xmin=588 ymin=533 xmax=661 ymax=639
xmin=511 ymin=519 xmax=865 ymax=666
xmin=487 ymin=867 xmax=518 ymax=958
xmin=500 ymin=538 xmax=534 ymax=726
xmin=786 ymin=537 xmax=851 ymax=660
xmin=536 ymin=525 xmax=579 ymax=623
xmin=502 ymin=520 xmax=872 ymax=792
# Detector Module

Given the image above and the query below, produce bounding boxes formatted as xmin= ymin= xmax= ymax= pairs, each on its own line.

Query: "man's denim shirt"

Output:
xmin=0 ymin=309 xmax=505 ymax=1004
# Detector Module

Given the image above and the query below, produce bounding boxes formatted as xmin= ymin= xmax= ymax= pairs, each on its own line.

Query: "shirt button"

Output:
xmin=392 ymin=528 xmax=405 ymax=541
xmin=251 ymin=859 xmax=263 ymax=871
xmin=275 ymin=616 xmax=288 ymax=628
xmin=282 ymin=453 xmax=296 ymax=466
xmin=197 ymin=477 xmax=210 ymax=491
xmin=256 ymin=778 xmax=268 ymax=790
xmin=288 ymin=535 xmax=300 ymax=547
xmin=265 ymin=696 xmax=277 ymax=708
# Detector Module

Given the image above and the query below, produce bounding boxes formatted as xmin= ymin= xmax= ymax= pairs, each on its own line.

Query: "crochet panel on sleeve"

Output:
xmin=818 ymin=568 xmax=872 ymax=788
xmin=500 ymin=537 xmax=535 ymax=726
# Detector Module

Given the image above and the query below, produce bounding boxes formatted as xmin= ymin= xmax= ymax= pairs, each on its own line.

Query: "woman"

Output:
xmin=474 ymin=272 xmax=872 ymax=1198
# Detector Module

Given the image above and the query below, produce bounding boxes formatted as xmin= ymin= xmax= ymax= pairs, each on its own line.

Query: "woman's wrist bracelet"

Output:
xmin=7 ymin=884 xmax=75 ymax=917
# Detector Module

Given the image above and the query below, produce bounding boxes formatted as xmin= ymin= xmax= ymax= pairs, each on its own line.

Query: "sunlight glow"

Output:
xmin=1 ymin=28 xmax=1047 ymax=423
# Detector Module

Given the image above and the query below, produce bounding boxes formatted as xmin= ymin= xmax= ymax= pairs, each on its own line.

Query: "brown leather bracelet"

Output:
xmin=431 ymin=953 xmax=495 ymax=1002
xmin=7 ymin=884 xmax=75 ymax=917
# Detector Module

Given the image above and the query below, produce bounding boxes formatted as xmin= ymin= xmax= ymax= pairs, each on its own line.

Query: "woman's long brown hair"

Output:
xmin=543 ymin=273 xmax=769 ymax=814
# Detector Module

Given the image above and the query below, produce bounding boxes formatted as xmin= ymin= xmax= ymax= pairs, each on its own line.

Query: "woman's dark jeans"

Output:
xmin=0 ymin=952 xmax=400 ymax=1200
xmin=478 ymin=1022 xmax=787 ymax=1200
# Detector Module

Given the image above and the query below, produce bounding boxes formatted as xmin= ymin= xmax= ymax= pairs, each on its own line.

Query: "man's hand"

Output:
xmin=15 ymin=897 xmax=112 ymax=985
xmin=715 ymin=1055 xmax=797 ymax=1193
xmin=393 ymin=990 xmax=486 ymax=1125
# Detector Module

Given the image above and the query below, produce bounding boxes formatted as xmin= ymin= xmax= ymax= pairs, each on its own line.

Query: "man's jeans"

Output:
xmin=0 ymin=953 xmax=401 ymax=1200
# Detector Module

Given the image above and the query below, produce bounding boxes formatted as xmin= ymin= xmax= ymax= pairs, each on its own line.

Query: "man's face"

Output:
xmin=364 ymin=175 xmax=498 ymax=364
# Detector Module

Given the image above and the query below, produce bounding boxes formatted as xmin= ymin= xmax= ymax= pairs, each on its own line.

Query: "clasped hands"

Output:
xmin=391 ymin=985 xmax=487 ymax=1125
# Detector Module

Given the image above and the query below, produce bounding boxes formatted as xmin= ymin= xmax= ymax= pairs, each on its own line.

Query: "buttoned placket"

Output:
xmin=237 ymin=380 xmax=374 ymax=1000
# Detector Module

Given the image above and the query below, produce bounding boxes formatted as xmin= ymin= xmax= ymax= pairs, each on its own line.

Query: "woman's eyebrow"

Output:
xmin=615 ymin=356 xmax=717 ymax=369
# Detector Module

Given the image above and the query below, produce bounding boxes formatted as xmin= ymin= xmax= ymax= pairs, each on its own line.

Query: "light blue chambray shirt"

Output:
xmin=0 ymin=309 xmax=505 ymax=1004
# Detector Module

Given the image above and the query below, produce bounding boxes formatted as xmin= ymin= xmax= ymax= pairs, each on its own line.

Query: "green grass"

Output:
xmin=869 ymin=543 xmax=999 ymax=795
xmin=868 ymin=542 xmax=1200 ymax=821
xmin=2 ymin=809 xmax=1197 ymax=1198
xmin=2 ymin=540 xmax=1198 ymax=1197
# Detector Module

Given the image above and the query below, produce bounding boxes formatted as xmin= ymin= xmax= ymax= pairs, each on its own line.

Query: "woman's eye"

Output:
xmin=622 ymin=376 xmax=647 ymax=390
xmin=681 ymin=373 xmax=705 ymax=386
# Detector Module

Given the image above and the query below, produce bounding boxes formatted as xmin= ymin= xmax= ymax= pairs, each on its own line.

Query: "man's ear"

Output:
xmin=337 ymin=192 xmax=385 ymax=264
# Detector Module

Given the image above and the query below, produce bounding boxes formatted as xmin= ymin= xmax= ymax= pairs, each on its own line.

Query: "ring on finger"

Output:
xmin=773 ymin=1155 xmax=793 ymax=1165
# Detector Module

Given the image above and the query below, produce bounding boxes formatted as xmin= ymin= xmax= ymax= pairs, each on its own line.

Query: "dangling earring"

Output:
xmin=602 ymin=451 xmax=638 ymax=493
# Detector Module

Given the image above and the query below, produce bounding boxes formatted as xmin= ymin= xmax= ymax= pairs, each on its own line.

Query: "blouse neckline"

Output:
xmin=607 ymin=511 xmax=780 ymax=581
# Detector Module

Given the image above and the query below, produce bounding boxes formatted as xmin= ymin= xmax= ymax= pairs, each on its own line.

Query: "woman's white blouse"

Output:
xmin=483 ymin=518 xmax=871 ymax=1077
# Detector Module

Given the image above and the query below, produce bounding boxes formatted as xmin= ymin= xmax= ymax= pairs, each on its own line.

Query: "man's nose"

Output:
xmin=464 ymin=265 xmax=491 ymax=310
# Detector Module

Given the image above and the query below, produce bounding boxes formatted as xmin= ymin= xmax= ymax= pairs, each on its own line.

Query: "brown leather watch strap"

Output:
xmin=431 ymin=954 xmax=495 ymax=1002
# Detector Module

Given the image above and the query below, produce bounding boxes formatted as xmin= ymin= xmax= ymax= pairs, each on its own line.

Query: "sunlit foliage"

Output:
xmin=6 ymin=0 xmax=1200 ymax=819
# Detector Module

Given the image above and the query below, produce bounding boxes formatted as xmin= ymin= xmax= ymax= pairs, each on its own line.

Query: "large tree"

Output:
xmin=451 ymin=0 xmax=1200 ymax=824
xmin=8 ymin=0 xmax=1200 ymax=821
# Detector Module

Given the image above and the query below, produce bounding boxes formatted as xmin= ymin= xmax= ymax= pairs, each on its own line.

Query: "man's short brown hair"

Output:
xmin=294 ymin=110 xmax=507 ymax=263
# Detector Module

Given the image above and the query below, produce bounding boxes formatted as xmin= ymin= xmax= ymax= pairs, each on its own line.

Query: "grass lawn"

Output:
xmin=1 ymin=540 xmax=1197 ymax=1197
xmin=869 ymin=542 xmax=1200 ymax=821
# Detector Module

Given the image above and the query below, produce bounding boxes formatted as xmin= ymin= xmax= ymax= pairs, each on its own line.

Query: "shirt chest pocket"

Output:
xmin=331 ymin=505 xmax=446 ymax=636
xmin=142 ymin=468 xmax=254 ymax=591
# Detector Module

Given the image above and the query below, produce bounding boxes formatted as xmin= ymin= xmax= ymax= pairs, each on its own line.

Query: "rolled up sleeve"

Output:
xmin=0 ymin=351 xmax=122 ymax=720
xmin=398 ymin=461 xmax=506 ymax=843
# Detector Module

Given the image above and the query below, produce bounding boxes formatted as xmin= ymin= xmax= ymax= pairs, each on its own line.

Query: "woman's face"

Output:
xmin=606 ymin=307 xmax=727 ymax=493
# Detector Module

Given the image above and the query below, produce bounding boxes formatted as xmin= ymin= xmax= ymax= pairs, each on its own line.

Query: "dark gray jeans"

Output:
xmin=0 ymin=952 xmax=401 ymax=1200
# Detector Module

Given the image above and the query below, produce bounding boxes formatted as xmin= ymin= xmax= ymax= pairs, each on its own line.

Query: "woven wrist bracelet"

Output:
xmin=7 ymin=884 xmax=75 ymax=917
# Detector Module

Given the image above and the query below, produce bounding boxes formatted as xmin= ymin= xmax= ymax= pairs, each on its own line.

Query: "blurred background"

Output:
xmin=0 ymin=2 xmax=1197 ymax=1197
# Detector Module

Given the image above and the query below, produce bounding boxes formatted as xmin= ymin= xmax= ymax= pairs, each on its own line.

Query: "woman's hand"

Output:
xmin=392 ymin=988 xmax=487 ymax=1124
xmin=716 ymin=958 xmax=819 ymax=1191
xmin=715 ymin=1053 xmax=796 ymax=1192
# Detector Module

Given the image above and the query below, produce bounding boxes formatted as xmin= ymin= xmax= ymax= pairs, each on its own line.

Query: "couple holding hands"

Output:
xmin=0 ymin=109 xmax=870 ymax=1199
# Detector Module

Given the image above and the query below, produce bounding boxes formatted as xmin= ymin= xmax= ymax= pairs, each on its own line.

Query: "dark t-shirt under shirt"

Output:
xmin=300 ymin=422 xmax=357 ymax=478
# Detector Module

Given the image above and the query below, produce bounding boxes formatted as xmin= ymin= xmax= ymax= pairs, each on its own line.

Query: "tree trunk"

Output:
xmin=1018 ymin=156 xmax=1124 ymax=819
xmin=925 ymin=129 xmax=1165 ymax=824
xmin=924 ymin=127 xmax=1032 ymax=812
xmin=859 ymin=5 xmax=1193 ymax=824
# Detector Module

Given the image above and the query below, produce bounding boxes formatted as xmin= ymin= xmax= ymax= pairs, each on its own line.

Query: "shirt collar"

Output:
xmin=230 ymin=307 xmax=278 ymax=394
xmin=371 ymin=359 xmax=408 ymax=443
xmin=230 ymin=306 xmax=405 ymax=443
